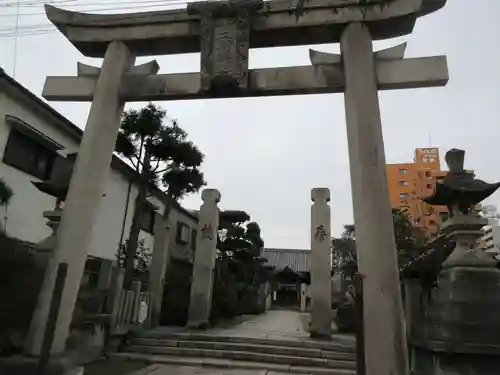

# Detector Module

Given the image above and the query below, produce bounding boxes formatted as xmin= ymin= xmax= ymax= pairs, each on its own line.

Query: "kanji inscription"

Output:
xmin=201 ymin=223 xmax=213 ymax=240
xmin=315 ymin=224 xmax=327 ymax=243
xmin=187 ymin=0 xmax=262 ymax=94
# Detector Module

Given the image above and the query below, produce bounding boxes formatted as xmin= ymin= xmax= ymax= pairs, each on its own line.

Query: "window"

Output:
xmin=426 ymin=184 xmax=433 ymax=190
xmin=176 ymin=221 xmax=191 ymax=244
xmin=398 ymin=181 xmax=409 ymax=186
xmin=141 ymin=205 xmax=156 ymax=233
xmin=399 ymin=169 xmax=409 ymax=175
xmin=439 ymin=212 xmax=449 ymax=223
xmin=3 ymin=129 xmax=57 ymax=180
xmin=399 ymin=193 xmax=409 ymax=198
xmin=424 ymin=171 xmax=431 ymax=178
xmin=190 ymin=229 xmax=198 ymax=251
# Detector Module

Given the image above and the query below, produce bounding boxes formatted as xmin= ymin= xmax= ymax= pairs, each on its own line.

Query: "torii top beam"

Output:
xmin=45 ymin=0 xmax=446 ymax=58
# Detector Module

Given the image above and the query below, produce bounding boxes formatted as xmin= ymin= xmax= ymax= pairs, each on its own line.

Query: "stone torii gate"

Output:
xmin=35 ymin=1 xmax=448 ymax=374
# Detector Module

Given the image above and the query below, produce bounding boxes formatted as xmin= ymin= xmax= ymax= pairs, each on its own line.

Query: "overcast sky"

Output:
xmin=1 ymin=0 xmax=499 ymax=249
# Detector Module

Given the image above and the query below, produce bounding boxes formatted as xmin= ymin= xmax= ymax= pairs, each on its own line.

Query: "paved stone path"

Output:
xmin=130 ymin=364 xmax=298 ymax=375
xmin=148 ymin=310 xmax=309 ymax=342
xmin=210 ymin=310 xmax=308 ymax=341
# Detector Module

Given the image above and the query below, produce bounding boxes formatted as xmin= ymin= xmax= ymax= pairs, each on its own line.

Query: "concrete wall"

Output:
xmin=0 ymin=87 xmax=198 ymax=263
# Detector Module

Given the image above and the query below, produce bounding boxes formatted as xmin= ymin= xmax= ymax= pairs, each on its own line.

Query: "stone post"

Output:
xmin=107 ymin=266 xmax=124 ymax=329
xmin=25 ymin=210 xmax=62 ymax=355
xmin=265 ymin=282 xmax=272 ymax=311
xmin=340 ymin=23 xmax=409 ymax=375
xmin=310 ymin=187 xmax=331 ymax=338
xmin=147 ymin=212 xmax=171 ymax=328
xmin=187 ymin=189 xmax=221 ymax=328
xmin=97 ymin=259 xmax=113 ymax=292
xmin=26 ymin=41 xmax=135 ymax=356
xmin=131 ymin=280 xmax=142 ymax=324
xmin=300 ymin=283 xmax=307 ymax=312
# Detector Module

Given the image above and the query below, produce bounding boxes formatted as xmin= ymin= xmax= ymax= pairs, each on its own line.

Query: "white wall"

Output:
xmin=0 ymin=88 xmax=197 ymax=262
xmin=0 ymin=92 xmax=73 ymax=242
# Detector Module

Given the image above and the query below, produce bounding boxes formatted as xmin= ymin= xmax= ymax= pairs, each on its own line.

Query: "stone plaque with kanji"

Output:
xmin=188 ymin=0 xmax=262 ymax=95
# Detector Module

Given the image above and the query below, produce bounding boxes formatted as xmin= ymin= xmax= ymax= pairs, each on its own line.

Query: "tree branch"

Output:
xmin=152 ymin=160 xmax=161 ymax=172
xmin=155 ymin=166 xmax=170 ymax=174
xmin=126 ymin=154 xmax=140 ymax=171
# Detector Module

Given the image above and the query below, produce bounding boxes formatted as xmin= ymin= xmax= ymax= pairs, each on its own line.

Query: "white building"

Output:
xmin=481 ymin=205 xmax=500 ymax=255
xmin=0 ymin=67 xmax=199 ymax=279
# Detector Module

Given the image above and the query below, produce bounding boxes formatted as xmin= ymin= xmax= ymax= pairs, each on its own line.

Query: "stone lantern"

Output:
xmin=412 ymin=148 xmax=500 ymax=375
xmin=32 ymin=153 xmax=76 ymax=252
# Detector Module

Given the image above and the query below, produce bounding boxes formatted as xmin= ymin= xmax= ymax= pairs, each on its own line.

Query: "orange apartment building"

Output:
xmin=386 ymin=148 xmax=449 ymax=235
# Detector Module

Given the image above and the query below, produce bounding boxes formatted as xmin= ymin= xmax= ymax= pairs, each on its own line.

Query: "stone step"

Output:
xmin=125 ymin=345 xmax=357 ymax=370
xmin=134 ymin=331 xmax=356 ymax=352
xmin=130 ymin=337 xmax=357 ymax=361
xmin=112 ymin=352 xmax=357 ymax=375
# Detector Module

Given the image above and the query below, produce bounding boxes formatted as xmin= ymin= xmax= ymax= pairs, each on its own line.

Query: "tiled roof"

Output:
xmin=262 ymin=248 xmax=310 ymax=273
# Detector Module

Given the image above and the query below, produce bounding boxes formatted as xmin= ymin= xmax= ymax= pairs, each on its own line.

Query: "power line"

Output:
xmin=0 ymin=0 xmax=188 ymax=6
xmin=0 ymin=0 xmax=187 ymax=9
xmin=0 ymin=0 xmax=190 ymax=16
xmin=0 ymin=0 xmax=276 ymax=38
xmin=0 ymin=0 xmax=194 ymax=38
xmin=0 ymin=0 xmax=75 ymax=7
xmin=11 ymin=0 xmax=20 ymax=78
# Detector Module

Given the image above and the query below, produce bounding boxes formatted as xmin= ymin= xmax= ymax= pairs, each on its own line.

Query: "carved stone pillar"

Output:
xmin=187 ymin=189 xmax=221 ymax=328
xmin=310 ymin=187 xmax=332 ymax=338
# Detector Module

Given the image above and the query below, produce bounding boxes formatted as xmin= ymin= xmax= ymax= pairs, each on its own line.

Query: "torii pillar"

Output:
xmin=25 ymin=42 xmax=140 ymax=356
xmin=341 ymin=23 xmax=409 ymax=375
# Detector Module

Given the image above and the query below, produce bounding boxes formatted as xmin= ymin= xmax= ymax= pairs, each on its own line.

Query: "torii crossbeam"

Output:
xmin=43 ymin=53 xmax=447 ymax=101
xmin=31 ymin=2 xmax=448 ymax=375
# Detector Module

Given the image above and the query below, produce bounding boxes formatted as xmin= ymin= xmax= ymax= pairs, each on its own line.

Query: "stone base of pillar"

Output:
xmin=310 ymin=331 xmax=332 ymax=340
xmin=409 ymin=215 xmax=500 ymax=375
xmin=186 ymin=321 xmax=210 ymax=330
xmin=412 ymin=346 xmax=500 ymax=375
